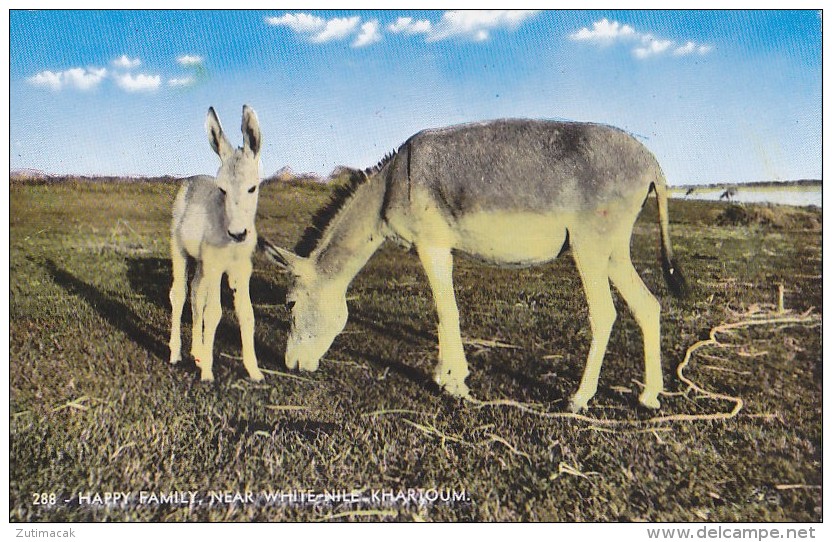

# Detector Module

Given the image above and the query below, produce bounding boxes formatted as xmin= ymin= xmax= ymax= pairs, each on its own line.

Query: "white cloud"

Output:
xmin=114 ymin=73 xmax=161 ymax=92
xmin=168 ymin=76 xmax=195 ymax=87
xmin=266 ymin=10 xmax=535 ymax=46
xmin=267 ymin=12 xmax=361 ymax=44
xmin=265 ymin=13 xmax=325 ymax=33
xmin=570 ymin=18 xmax=636 ymax=42
xmin=28 ymin=67 xmax=107 ymax=91
xmin=267 ymin=10 xmax=537 ymax=46
xmin=571 ymin=18 xmax=713 ymax=60
xmin=311 ymin=16 xmax=360 ymax=43
xmin=672 ymin=41 xmax=697 ymax=56
xmin=353 ymin=20 xmax=382 ymax=48
xmin=427 ymin=10 xmax=539 ymax=42
xmin=29 ymin=60 xmax=201 ymax=93
xmin=28 ymin=70 xmax=63 ymax=91
xmin=388 ymin=17 xmax=432 ymax=35
xmin=673 ymin=41 xmax=713 ymax=56
xmin=634 ymin=36 xmax=674 ymax=59
xmin=112 ymin=55 xmax=141 ymax=69
xmin=177 ymin=54 xmax=204 ymax=67
xmin=64 ymin=67 xmax=108 ymax=90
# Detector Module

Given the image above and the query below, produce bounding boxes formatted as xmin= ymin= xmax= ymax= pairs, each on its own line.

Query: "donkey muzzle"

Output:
xmin=228 ymin=229 xmax=248 ymax=242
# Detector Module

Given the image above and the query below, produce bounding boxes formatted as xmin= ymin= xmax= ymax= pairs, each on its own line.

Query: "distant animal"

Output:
xmin=719 ymin=187 xmax=737 ymax=202
xmin=685 ymin=187 xmax=695 ymax=197
xmin=261 ymin=119 xmax=687 ymax=412
xmin=169 ymin=105 xmax=265 ymax=382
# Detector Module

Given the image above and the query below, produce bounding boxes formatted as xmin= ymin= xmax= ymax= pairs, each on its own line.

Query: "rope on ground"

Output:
xmin=465 ymin=308 xmax=820 ymax=428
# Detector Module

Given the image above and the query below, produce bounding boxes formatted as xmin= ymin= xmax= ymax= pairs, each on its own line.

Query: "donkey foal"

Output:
xmin=169 ymin=105 xmax=265 ymax=381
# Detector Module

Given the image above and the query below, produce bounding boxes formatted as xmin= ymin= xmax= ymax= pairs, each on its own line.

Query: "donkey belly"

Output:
xmin=454 ymin=212 xmax=570 ymax=266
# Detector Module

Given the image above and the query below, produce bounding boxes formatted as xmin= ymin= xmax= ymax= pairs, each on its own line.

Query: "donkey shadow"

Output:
xmin=42 ymin=259 xmax=170 ymax=366
xmin=343 ymin=287 xmax=569 ymax=403
xmin=126 ymin=256 xmax=287 ymax=326
xmin=37 ymin=256 xmax=296 ymax=381
xmin=125 ymin=256 xmax=440 ymax=390
xmin=42 ymin=254 xmax=553 ymax=397
xmin=48 ymin=252 xmax=563 ymax=398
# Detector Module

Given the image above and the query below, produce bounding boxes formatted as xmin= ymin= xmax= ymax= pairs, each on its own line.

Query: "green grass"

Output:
xmin=9 ymin=179 xmax=822 ymax=522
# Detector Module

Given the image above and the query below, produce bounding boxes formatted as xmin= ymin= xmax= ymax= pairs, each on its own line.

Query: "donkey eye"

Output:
xmin=248 ymin=186 xmax=257 ymax=193
xmin=286 ymin=300 xmax=296 ymax=310
xmin=219 ymin=188 xmax=227 ymax=195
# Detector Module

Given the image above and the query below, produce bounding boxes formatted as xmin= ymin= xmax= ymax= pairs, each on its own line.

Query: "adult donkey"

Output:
xmin=169 ymin=105 xmax=265 ymax=382
xmin=262 ymin=120 xmax=687 ymax=411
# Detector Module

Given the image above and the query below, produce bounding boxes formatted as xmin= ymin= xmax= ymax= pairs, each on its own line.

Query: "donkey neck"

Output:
xmin=310 ymin=174 xmax=387 ymax=290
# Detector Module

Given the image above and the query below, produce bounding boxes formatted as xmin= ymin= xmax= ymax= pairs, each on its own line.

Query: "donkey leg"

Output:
xmin=609 ymin=247 xmax=663 ymax=409
xmin=417 ymin=245 xmax=470 ymax=398
xmin=229 ymin=259 xmax=263 ymax=381
xmin=569 ymin=244 xmax=616 ymax=413
xmin=190 ymin=262 xmax=205 ymax=361
xmin=169 ymin=240 xmax=188 ymax=365
xmin=197 ymin=266 xmax=224 ymax=382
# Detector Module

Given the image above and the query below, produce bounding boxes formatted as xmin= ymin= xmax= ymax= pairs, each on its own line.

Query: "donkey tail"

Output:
xmin=653 ymin=176 xmax=689 ymax=298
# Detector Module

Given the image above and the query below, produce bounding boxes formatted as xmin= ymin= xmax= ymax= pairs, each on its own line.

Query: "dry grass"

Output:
xmin=9 ymin=179 xmax=822 ymax=522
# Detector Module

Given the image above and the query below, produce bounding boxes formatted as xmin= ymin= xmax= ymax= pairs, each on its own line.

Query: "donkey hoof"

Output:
xmin=297 ymin=358 xmax=320 ymax=372
xmin=200 ymin=370 xmax=215 ymax=382
xmin=169 ymin=355 xmax=181 ymax=365
xmin=248 ymin=369 xmax=265 ymax=382
xmin=568 ymin=395 xmax=590 ymax=413
xmin=442 ymin=380 xmax=470 ymax=398
xmin=435 ymin=372 xmax=470 ymax=398
xmin=285 ymin=353 xmax=319 ymax=371
xmin=638 ymin=391 xmax=661 ymax=410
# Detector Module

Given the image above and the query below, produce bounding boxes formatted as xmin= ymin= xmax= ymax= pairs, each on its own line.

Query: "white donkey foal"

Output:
xmin=169 ymin=105 xmax=265 ymax=382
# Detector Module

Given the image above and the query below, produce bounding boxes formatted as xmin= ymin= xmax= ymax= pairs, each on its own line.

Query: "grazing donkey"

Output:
xmin=262 ymin=120 xmax=687 ymax=411
xmin=169 ymin=105 xmax=265 ymax=382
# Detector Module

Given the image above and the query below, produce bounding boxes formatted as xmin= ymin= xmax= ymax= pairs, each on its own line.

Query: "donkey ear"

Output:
xmin=241 ymin=105 xmax=261 ymax=156
xmin=258 ymin=237 xmax=304 ymax=271
xmin=206 ymin=107 xmax=233 ymax=160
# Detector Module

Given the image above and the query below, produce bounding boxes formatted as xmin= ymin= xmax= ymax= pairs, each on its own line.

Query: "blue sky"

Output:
xmin=8 ymin=9 xmax=822 ymax=185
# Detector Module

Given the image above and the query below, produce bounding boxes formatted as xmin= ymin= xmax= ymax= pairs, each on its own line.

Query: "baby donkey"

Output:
xmin=169 ymin=105 xmax=265 ymax=381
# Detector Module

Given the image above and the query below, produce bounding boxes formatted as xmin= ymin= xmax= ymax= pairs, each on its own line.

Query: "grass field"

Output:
xmin=9 ymin=178 xmax=822 ymax=522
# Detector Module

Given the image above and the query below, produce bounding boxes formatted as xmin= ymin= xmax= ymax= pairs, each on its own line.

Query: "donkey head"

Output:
xmin=263 ymin=245 xmax=348 ymax=372
xmin=206 ymin=105 xmax=262 ymax=243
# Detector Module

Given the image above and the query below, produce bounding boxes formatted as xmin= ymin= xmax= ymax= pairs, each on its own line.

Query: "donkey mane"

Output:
xmin=364 ymin=150 xmax=397 ymax=176
xmin=294 ymin=150 xmax=398 ymax=257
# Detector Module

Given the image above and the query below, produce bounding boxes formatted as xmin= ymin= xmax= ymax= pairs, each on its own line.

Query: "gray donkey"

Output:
xmin=169 ymin=105 xmax=265 ymax=382
xmin=262 ymin=119 xmax=687 ymax=411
